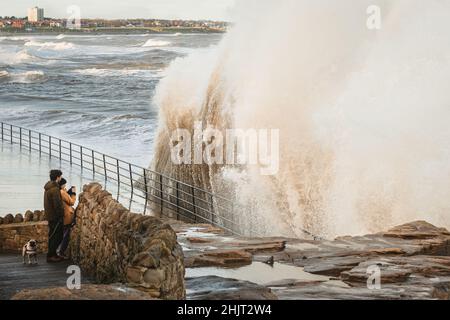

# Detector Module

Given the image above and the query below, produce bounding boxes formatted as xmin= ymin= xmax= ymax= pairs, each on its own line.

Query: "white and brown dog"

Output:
xmin=22 ymin=240 xmax=38 ymax=265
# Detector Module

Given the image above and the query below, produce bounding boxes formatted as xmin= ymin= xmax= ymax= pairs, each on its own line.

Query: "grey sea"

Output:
xmin=0 ymin=33 xmax=223 ymax=166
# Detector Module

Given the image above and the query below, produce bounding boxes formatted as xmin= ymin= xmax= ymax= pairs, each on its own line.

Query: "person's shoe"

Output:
xmin=57 ymin=254 xmax=69 ymax=260
xmin=46 ymin=256 xmax=64 ymax=263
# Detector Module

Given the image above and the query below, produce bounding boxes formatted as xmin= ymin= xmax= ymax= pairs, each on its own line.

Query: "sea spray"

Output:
xmin=149 ymin=0 xmax=450 ymax=237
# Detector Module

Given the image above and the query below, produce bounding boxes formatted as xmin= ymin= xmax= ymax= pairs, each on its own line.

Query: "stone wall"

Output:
xmin=0 ymin=211 xmax=48 ymax=253
xmin=70 ymin=183 xmax=185 ymax=300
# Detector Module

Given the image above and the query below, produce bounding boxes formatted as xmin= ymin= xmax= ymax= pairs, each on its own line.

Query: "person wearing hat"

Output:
xmin=56 ymin=178 xmax=77 ymax=258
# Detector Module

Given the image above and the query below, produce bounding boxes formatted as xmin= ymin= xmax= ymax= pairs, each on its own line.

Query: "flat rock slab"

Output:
xmin=186 ymin=276 xmax=277 ymax=300
xmin=341 ymin=255 xmax=450 ymax=285
xmin=12 ymin=284 xmax=155 ymax=300
xmin=185 ymin=250 xmax=253 ymax=268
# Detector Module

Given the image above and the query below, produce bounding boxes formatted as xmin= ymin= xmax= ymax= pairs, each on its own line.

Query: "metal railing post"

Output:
xmin=129 ymin=163 xmax=133 ymax=193
xmin=49 ymin=136 xmax=52 ymax=158
xmin=103 ymin=154 xmax=107 ymax=179
xmin=80 ymin=146 xmax=83 ymax=169
xmin=116 ymin=159 xmax=120 ymax=185
xmin=38 ymin=133 xmax=41 ymax=155
xmin=143 ymin=168 xmax=148 ymax=215
xmin=176 ymin=182 xmax=180 ymax=220
xmin=69 ymin=143 xmax=72 ymax=165
xmin=191 ymin=186 xmax=197 ymax=222
xmin=92 ymin=150 xmax=95 ymax=175
xmin=28 ymin=130 xmax=31 ymax=151
xmin=59 ymin=139 xmax=62 ymax=160
xmin=10 ymin=125 xmax=13 ymax=144
xmin=19 ymin=127 xmax=22 ymax=147
xmin=160 ymin=174 xmax=164 ymax=211
xmin=1 ymin=122 xmax=3 ymax=141
xmin=209 ymin=194 xmax=214 ymax=224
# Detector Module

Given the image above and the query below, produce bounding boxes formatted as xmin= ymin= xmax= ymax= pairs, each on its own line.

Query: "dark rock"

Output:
xmin=383 ymin=220 xmax=450 ymax=239
xmin=24 ymin=211 xmax=33 ymax=222
xmin=39 ymin=211 xmax=46 ymax=221
xmin=187 ymin=276 xmax=278 ymax=300
xmin=263 ymin=256 xmax=275 ymax=266
xmin=185 ymin=250 xmax=253 ymax=268
xmin=188 ymin=237 xmax=213 ymax=244
xmin=3 ymin=214 xmax=14 ymax=224
xmin=14 ymin=214 xmax=23 ymax=223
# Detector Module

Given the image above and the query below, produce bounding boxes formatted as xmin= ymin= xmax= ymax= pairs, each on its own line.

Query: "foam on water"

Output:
xmin=0 ymin=33 xmax=224 ymax=166
xmin=142 ymin=39 xmax=171 ymax=47
xmin=24 ymin=40 xmax=75 ymax=51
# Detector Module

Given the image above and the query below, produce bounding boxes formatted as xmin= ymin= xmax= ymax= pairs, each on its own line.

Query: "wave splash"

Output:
xmin=151 ymin=0 xmax=450 ymax=237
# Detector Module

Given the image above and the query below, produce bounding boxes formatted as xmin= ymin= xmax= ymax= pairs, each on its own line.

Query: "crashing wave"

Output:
xmin=149 ymin=0 xmax=450 ymax=238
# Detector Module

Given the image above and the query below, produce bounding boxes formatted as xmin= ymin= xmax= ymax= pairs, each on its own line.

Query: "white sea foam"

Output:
xmin=73 ymin=68 xmax=149 ymax=77
xmin=25 ymin=40 xmax=74 ymax=50
xmin=55 ymin=34 xmax=66 ymax=40
xmin=0 ymin=49 xmax=35 ymax=65
xmin=142 ymin=39 xmax=171 ymax=47
xmin=8 ymin=70 xmax=46 ymax=83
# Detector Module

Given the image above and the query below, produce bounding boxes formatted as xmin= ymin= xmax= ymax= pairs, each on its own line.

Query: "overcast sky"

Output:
xmin=0 ymin=0 xmax=236 ymax=20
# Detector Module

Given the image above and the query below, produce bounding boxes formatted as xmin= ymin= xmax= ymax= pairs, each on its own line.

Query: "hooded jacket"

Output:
xmin=44 ymin=181 xmax=64 ymax=222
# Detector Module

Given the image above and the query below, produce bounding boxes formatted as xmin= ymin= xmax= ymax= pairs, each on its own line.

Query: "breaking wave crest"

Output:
xmin=149 ymin=0 xmax=450 ymax=238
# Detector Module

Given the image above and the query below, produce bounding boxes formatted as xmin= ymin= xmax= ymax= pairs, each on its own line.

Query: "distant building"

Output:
xmin=12 ymin=20 xmax=25 ymax=28
xmin=28 ymin=7 xmax=44 ymax=22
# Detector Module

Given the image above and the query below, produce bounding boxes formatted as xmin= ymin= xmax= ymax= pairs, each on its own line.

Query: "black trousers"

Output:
xmin=47 ymin=219 xmax=63 ymax=258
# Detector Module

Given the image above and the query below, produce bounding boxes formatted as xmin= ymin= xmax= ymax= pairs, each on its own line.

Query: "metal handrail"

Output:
xmin=0 ymin=121 xmax=242 ymax=235
xmin=0 ymin=121 xmax=326 ymax=240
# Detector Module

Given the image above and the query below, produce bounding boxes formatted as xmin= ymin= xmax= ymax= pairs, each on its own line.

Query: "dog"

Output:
xmin=22 ymin=240 xmax=38 ymax=265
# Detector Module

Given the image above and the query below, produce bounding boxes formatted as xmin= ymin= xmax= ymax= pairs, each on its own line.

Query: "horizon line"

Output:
xmin=0 ymin=15 xmax=230 ymax=23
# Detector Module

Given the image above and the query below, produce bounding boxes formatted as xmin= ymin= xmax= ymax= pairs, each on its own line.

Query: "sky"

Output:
xmin=0 ymin=0 xmax=236 ymax=21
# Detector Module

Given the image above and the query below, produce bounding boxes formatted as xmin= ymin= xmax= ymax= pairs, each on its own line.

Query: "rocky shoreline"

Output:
xmin=3 ymin=207 xmax=449 ymax=299
xmin=170 ymin=220 xmax=450 ymax=300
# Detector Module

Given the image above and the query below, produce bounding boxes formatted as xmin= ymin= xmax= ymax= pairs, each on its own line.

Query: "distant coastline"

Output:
xmin=0 ymin=27 xmax=226 ymax=35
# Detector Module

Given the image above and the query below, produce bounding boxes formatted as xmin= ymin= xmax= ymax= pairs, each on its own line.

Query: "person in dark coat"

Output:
xmin=44 ymin=169 xmax=65 ymax=263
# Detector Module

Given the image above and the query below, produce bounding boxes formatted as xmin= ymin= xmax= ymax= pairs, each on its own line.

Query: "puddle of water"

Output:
xmin=186 ymin=262 xmax=330 ymax=286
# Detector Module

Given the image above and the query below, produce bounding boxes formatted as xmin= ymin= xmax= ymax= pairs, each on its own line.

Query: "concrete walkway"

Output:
xmin=0 ymin=253 xmax=81 ymax=300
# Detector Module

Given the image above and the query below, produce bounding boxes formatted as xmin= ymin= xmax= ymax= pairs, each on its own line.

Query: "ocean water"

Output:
xmin=0 ymin=33 xmax=223 ymax=167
